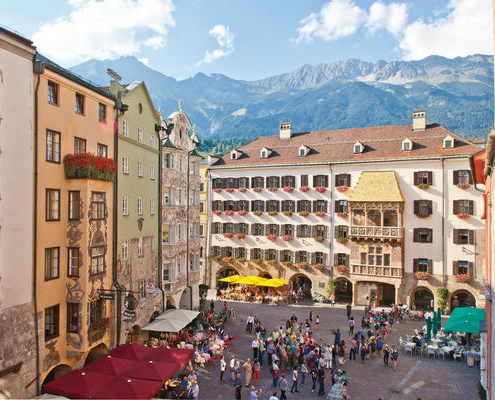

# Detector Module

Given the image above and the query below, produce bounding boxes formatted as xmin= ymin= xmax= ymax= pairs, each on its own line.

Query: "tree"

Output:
xmin=436 ymin=287 xmax=449 ymax=312
xmin=326 ymin=279 xmax=338 ymax=299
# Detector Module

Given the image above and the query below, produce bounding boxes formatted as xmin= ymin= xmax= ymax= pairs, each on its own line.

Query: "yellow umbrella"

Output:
xmin=255 ymin=280 xmax=284 ymax=287
xmin=270 ymin=279 xmax=289 ymax=285
xmin=218 ymin=274 xmax=243 ymax=283
xmin=235 ymin=276 xmax=268 ymax=285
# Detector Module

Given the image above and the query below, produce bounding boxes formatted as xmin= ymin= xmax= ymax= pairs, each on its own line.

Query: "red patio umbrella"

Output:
xmin=143 ymin=347 xmax=194 ymax=365
xmin=93 ymin=375 xmax=163 ymax=399
xmin=124 ymin=359 xmax=182 ymax=382
xmin=83 ymin=355 xmax=134 ymax=376
xmin=42 ymin=370 xmax=113 ymax=399
xmin=108 ymin=343 xmax=154 ymax=361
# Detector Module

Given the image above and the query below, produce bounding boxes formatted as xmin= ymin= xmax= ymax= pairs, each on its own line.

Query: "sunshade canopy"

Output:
xmin=42 ymin=370 xmax=113 ymax=399
xmin=218 ymin=274 xmax=243 ymax=283
xmin=83 ymin=355 xmax=134 ymax=375
xmin=108 ymin=343 xmax=154 ymax=361
xmin=444 ymin=307 xmax=485 ymax=333
xmin=141 ymin=309 xmax=199 ymax=332
xmin=92 ymin=375 xmax=162 ymax=399
xmin=144 ymin=347 xmax=194 ymax=364
xmin=124 ymin=359 xmax=181 ymax=382
xmin=270 ymin=279 xmax=289 ymax=284
xmin=256 ymin=279 xmax=284 ymax=287
xmin=234 ymin=276 xmax=268 ymax=285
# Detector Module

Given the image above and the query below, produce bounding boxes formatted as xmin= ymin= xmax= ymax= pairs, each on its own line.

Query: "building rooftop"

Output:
xmin=212 ymin=124 xmax=481 ymax=167
xmin=348 ymin=171 xmax=404 ymax=202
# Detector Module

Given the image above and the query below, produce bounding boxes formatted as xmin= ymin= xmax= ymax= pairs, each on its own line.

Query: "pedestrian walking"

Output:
xmin=383 ymin=345 xmax=390 ymax=367
xmin=250 ymin=386 xmax=262 ymax=400
xmin=348 ymin=317 xmax=354 ymax=336
xmin=252 ymin=359 xmax=260 ymax=386
xmin=246 ymin=313 xmax=254 ymax=334
xmin=317 ymin=367 xmax=325 ymax=396
xmin=300 ymin=362 xmax=308 ymax=386
xmin=333 ymin=329 xmax=341 ymax=345
xmin=346 ymin=303 xmax=352 ymax=319
xmin=311 ymin=368 xmax=318 ymax=393
xmin=268 ymin=392 xmax=279 ymax=400
xmin=230 ymin=355 xmax=236 ymax=381
xmin=252 ymin=337 xmax=260 ymax=360
xmin=391 ymin=345 xmax=398 ymax=370
xmin=279 ymin=373 xmax=288 ymax=400
xmin=243 ymin=358 xmax=252 ymax=387
xmin=234 ymin=373 xmax=242 ymax=400
xmin=220 ymin=355 xmax=226 ymax=384
xmin=290 ymin=368 xmax=299 ymax=393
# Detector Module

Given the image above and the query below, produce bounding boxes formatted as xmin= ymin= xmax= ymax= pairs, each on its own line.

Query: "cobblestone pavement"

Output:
xmin=195 ymin=301 xmax=479 ymax=400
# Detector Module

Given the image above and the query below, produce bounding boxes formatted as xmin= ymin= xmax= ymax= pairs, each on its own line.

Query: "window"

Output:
xmin=267 ymin=200 xmax=279 ymax=212
xmin=266 ymin=249 xmax=277 ymax=261
xmin=138 ymin=128 xmax=143 ymax=143
xmin=223 ymin=223 xmax=234 ymax=234
xmin=91 ymin=192 xmax=106 ymax=220
xmin=251 ymin=248 xmax=262 ymax=260
xmin=261 ymin=150 xmax=267 ymax=158
xmin=454 ymin=170 xmax=472 ymax=185
xmin=138 ymin=161 xmax=143 ymax=177
xmin=335 ymin=225 xmax=348 ymax=239
xmin=384 ymin=254 xmax=390 ymax=266
xmin=297 ymin=225 xmax=311 ymax=238
xmin=46 ymin=130 xmax=60 ymax=162
xmin=281 ymin=250 xmax=292 ymax=262
xmin=150 ymin=197 xmax=155 ymax=215
xmin=226 ymin=177 xmax=238 ymax=188
xmin=137 ymin=196 xmax=143 ymax=215
xmin=402 ymin=140 xmax=411 ymax=151
xmin=335 ymin=174 xmax=351 ymax=187
xmin=122 ymin=120 xmax=129 ymax=137
xmin=163 ymin=153 xmax=171 ymax=169
xmin=283 ymin=224 xmax=294 ymax=236
xmin=212 ymin=178 xmax=223 ymax=189
xmin=151 ymin=134 xmax=156 ymax=149
xmin=200 ymin=182 xmax=205 ymax=192
xmin=414 ymin=171 xmax=432 ymax=186
xmin=122 ymin=156 xmax=129 ymax=174
xmin=98 ymin=103 xmax=106 ymax=122
xmin=354 ymin=143 xmax=363 ymax=153
xmin=414 ymin=200 xmax=432 ymax=216
xmin=238 ymin=223 xmax=248 ymax=234
xmin=313 ymin=175 xmax=328 ymax=187
xmin=162 ymin=263 xmax=173 ymax=282
xmin=252 ymin=223 xmax=264 ymax=236
xmin=122 ymin=240 xmax=128 ymax=261
xmin=97 ymin=143 xmax=108 ymax=157
xmin=200 ymin=201 xmax=205 ymax=213
xmin=68 ymin=191 xmax=81 ymax=221
xmin=297 ymin=200 xmax=311 ymax=212
xmin=252 ymin=200 xmax=264 ymax=212
xmin=238 ymin=177 xmax=250 ymax=188
xmin=443 ymin=137 xmax=453 ymax=149
xmin=335 ymin=200 xmax=348 ymax=213
xmin=45 ymin=247 xmax=60 ymax=280
xmin=67 ymin=303 xmax=79 ymax=333
xmin=453 ymin=260 xmax=473 ymax=276
xmin=212 ymin=222 xmax=221 ymax=234
xmin=252 ymin=176 xmax=264 ymax=188
xmin=281 ymin=176 xmax=295 ymax=187
xmin=139 ymin=280 xmax=146 ymax=299
xmin=315 ymin=252 xmax=324 ymax=264
xmin=163 ymin=187 xmax=173 ymax=205
xmin=75 ymin=93 xmax=84 ymax=114
xmin=45 ymin=305 xmax=59 ymax=341
xmin=453 ymin=200 xmax=474 ymax=215
xmin=46 ymin=189 xmax=60 ymax=221
xmin=137 ymin=238 xmax=143 ymax=257
xmin=74 ymin=137 xmax=86 ymax=154
xmin=47 ymin=81 xmax=58 ymax=105
xmin=122 ymin=195 xmax=129 ymax=216
xmin=315 ymin=225 xmax=326 ymax=237
xmin=453 ymin=229 xmax=474 ymax=245
xmin=150 ymin=165 xmax=155 ymax=180
xmin=67 ymin=247 xmax=80 ymax=277
xmin=413 ymin=258 xmax=431 ymax=273
xmin=89 ymin=299 xmax=103 ymax=326
xmin=296 ymin=251 xmax=308 ymax=263
xmin=300 ymin=175 xmax=308 ymax=187
xmin=162 ymin=225 xmax=171 ymax=243
xmin=335 ymin=253 xmax=349 ymax=266
xmin=225 ymin=200 xmax=236 ymax=211
xmin=282 ymin=200 xmax=295 ymax=212
xmin=267 ymin=176 xmax=280 ymax=188
xmin=179 ymin=158 xmax=183 ymax=171
xmin=90 ymin=246 xmax=105 ymax=274
xmin=299 ymin=148 xmax=306 ymax=157
xmin=267 ymin=224 xmax=279 ymax=235
xmin=200 ymin=224 xmax=205 ymax=237
xmin=413 ymin=228 xmax=432 ymax=243
xmin=314 ymin=200 xmax=327 ymax=212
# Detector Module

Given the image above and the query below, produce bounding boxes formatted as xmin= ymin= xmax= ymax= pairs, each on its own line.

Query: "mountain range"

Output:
xmin=71 ymin=54 xmax=494 ymax=146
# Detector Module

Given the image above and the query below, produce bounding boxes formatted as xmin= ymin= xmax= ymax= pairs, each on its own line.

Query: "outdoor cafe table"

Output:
xmin=448 ymin=340 xmax=459 ymax=347
xmin=427 ymin=345 xmax=439 ymax=356
xmin=431 ymin=338 xmax=443 ymax=345
xmin=405 ymin=343 xmax=416 ymax=353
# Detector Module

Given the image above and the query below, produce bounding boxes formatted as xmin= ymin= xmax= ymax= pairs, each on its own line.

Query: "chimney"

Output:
xmin=412 ymin=110 xmax=426 ymax=131
xmin=279 ymin=122 xmax=292 ymax=139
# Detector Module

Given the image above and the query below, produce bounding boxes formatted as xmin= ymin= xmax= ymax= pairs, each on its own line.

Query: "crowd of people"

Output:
xmin=217 ymin=285 xmax=312 ymax=304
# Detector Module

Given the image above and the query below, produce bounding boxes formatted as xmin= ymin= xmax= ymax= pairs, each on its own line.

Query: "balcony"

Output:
xmin=349 ymin=226 xmax=404 ymax=240
xmin=64 ymin=153 xmax=116 ymax=182
xmin=350 ymin=264 xmax=403 ymax=278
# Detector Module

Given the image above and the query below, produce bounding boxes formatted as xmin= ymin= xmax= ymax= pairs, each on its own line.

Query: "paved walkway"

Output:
xmin=195 ymin=301 xmax=479 ymax=400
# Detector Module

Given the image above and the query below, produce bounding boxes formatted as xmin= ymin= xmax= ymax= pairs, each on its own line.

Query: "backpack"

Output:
xmin=392 ymin=349 xmax=398 ymax=358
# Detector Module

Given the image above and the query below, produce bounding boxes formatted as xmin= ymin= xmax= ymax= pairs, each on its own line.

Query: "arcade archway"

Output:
xmin=451 ymin=290 xmax=476 ymax=310
xmin=217 ymin=267 xmax=239 ymax=289
xmin=166 ymin=296 xmax=176 ymax=309
xmin=84 ymin=343 xmax=108 ymax=366
xmin=179 ymin=288 xmax=191 ymax=309
xmin=42 ymin=364 xmax=72 ymax=390
xmin=411 ymin=287 xmax=434 ymax=311
xmin=290 ymin=274 xmax=312 ymax=298
xmin=356 ymin=282 xmax=395 ymax=306
xmin=335 ymin=278 xmax=353 ymax=304
xmin=259 ymin=272 xmax=272 ymax=279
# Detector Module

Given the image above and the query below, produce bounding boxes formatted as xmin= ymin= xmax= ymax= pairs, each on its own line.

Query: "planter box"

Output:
xmin=298 ymin=211 xmax=309 ymax=217
xmin=238 ymin=187 xmax=247 ymax=193
xmin=415 ymin=271 xmax=430 ymax=280
xmin=315 ymin=212 xmax=326 ymax=217
xmin=64 ymin=153 xmax=117 ymax=182
xmin=252 ymin=211 xmax=263 ymax=217
xmin=454 ymin=274 xmax=471 ymax=283
xmin=266 ymin=234 xmax=277 ymax=241
xmin=268 ymin=211 xmax=278 ymax=216
xmin=213 ymin=188 xmax=222 ymax=193
xmin=268 ymin=187 xmax=278 ymax=192
xmin=336 ymin=213 xmax=348 ymax=219
xmin=299 ymin=186 xmax=310 ymax=192
xmin=283 ymin=211 xmax=293 ymax=217
xmin=336 ymin=237 xmax=348 ymax=244
xmin=314 ymin=187 xmax=326 ymax=193
xmin=213 ymin=211 xmax=222 ymax=216
xmin=235 ymin=233 xmax=246 ymax=240
xmin=334 ymin=265 xmax=348 ymax=273
xmin=225 ymin=188 xmax=234 ymax=193
xmin=282 ymin=235 xmax=293 ymax=242
xmin=314 ymin=236 xmax=325 ymax=242
xmin=223 ymin=233 xmax=233 ymax=238
xmin=237 ymin=210 xmax=247 ymax=216
xmin=336 ymin=186 xmax=348 ymax=193
xmin=456 ymin=213 xmax=470 ymax=220
xmin=297 ymin=262 xmax=308 ymax=269
xmin=224 ymin=210 xmax=234 ymax=216
xmin=457 ymin=183 xmax=471 ymax=190
xmin=283 ymin=187 xmax=294 ymax=193
xmin=314 ymin=263 xmax=325 ymax=271
xmin=417 ymin=183 xmax=429 ymax=190
xmin=253 ymin=188 xmax=263 ymax=193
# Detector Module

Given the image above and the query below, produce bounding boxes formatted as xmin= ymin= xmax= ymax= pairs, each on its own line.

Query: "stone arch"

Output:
xmin=84 ymin=343 xmax=108 ymax=366
xmin=150 ymin=310 xmax=160 ymax=322
xmin=179 ymin=287 xmax=191 ymax=309
xmin=166 ymin=296 xmax=176 ymax=309
xmin=259 ymin=272 xmax=272 ymax=279
xmin=289 ymin=273 xmax=312 ymax=297
xmin=335 ymin=277 xmax=353 ymax=304
xmin=216 ymin=266 xmax=240 ymax=289
xmin=450 ymin=289 xmax=476 ymax=310
xmin=410 ymin=286 xmax=435 ymax=311
xmin=42 ymin=364 xmax=72 ymax=390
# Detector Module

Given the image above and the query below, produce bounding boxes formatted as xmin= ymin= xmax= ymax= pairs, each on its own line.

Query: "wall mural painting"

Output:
xmin=42 ymin=340 xmax=60 ymax=372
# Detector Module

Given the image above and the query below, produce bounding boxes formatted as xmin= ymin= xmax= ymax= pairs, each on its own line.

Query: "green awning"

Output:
xmin=444 ymin=307 xmax=485 ymax=333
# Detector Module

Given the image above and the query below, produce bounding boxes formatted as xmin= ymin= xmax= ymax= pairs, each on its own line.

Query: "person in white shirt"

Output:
xmin=189 ymin=380 xmax=199 ymax=400
xmin=230 ymin=355 xmax=236 ymax=381
xmin=268 ymin=391 xmax=279 ymax=400
xmin=252 ymin=337 xmax=260 ymax=360
xmin=220 ymin=355 xmax=226 ymax=384
xmin=246 ymin=313 xmax=254 ymax=333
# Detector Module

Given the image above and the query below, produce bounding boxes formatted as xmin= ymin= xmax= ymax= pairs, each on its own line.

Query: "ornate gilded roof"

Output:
xmin=348 ymin=171 xmax=404 ymax=202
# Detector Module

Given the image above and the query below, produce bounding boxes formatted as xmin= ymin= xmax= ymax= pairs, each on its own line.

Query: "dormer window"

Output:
xmin=298 ymin=145 xmax=310 ymax=157
xmin=261 ymin=151 xmax=267 ymax=158
xmin=443 ymin=136 xmax=454 ymax=149
xmin=353 ymin=141 xmax=364 ymax=154
xmin=231 ymin=152 xmax=237 ymax=160
xmin=402 ymin=138 xmax=412 ymax=151
xmin=260 ymin=147 xmax=272 ymax=159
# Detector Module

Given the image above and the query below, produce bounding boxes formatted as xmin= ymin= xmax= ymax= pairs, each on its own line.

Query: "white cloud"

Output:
xmin=366 ymin=1 xmax=408 ymax=36
xmin=33 ymin=0 xmax=175 ymax=64
xmin=197 ymin=24 xmax=234 ymax=66
xmin=138 ymin=57 xmax=149 ymax=66
xmin=399 ymin=0 xmax=493 ymax=60
xmin=294 ymin=0 xmax=366 ymax=43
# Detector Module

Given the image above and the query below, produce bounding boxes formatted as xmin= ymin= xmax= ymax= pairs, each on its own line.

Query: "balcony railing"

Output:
xmin=349 ymin=226 xmax=404 ymax=239
xmin=351 ymin=264 xmax=402 ymax=278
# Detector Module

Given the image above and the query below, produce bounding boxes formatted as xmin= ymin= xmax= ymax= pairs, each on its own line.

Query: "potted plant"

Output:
xmin=299 ymin=186 xmax=310 ymax=192
xmin=221 ymin=256 xmax=232 ymax=263
xmin=456 ymin=213 xmax=470 ymax=219
xmin=268 ymin=211 xmax=278 ymax=216
xmin=64 ymin=153 xmax=117 ymax=182
xmin=235 ymin=233 xmax=246 ymax=240
xmin=327 ymin=279 xmax=338 ymax=299
xmin=223 ymin=232 xmax=233 ymax=238
xmin=266 ymin=234 xmax=277 ymax=241
xmin=267 ymin=260 xmax=278 ymax=266
xmin=315 ymin=211 xmax=326 ymax=217
xmin=314 ymin=186 xmax=326 ymax=193
xmin=252 ymin=210 xmax=263 ymax=217
xmin=455 ymin=273 xmax=471 ymax=283
xmin=211 ymin=256 xmax=220 ymax=262
xmin=297 ymin=262 xmax=308 ymax=269
xmin=415 ymin=271 xmax=430 ymax=280
xmin=225 ymin=188 xmax=234 ymax=193
xmin=436 ymin=287 xmax=449 ymax=312
xmin=336 ymin=237 xmax=348 ymax=244
xmin=336 ymin=186 xmax=348 ymax=193
xmin=213 ymin=210 xmax=222 ymax=216
xmin=334 ymin=265 xmax=348 ymax=273
xmin=336 ymin=212 xmax=348 ymax=219
xmin=237 ymin=210 xmax=247 ymax=216
xmin=314 ymin=263 xmax=325 ymax=271
xmin=282 ymin=235 xmax=293 ymax=242
xmin=251 ymin=259 xmax=263 ymax=265
xmin=236 ymin=257 xmax=246 ymax=263
xmin=283 ymin=211 xmax=293 ymax=217
xmin=457 ymin=183 xmax=471 ymax=190
xmin=418 ymin=183 xmax=429 ymax=190
xmin=283 ymin=186 xmax=294 ymax=193
xmin=224 ymin=210 xmax=234 ymax=216
xmin=238 ymin=187 xmax=247 ymax=193
xmin=281 ymin=261 xmax=291 ymax=266
xmin=314 ymin=236 xmax=325 ymax=242
xmin=253 ymin=187 xmax=263 ymax=193
xmin=298 ymin=211 xmax=309 ymax=217
xmin=88 ymin=317 xmax=110 ymax=333
xmin=416 ymin=213 xmax=430 ymax=218
xmin=213 ymin=188 xmax=222 ymax=193
xmin=268 ymin=187 xmax=278 ymax=192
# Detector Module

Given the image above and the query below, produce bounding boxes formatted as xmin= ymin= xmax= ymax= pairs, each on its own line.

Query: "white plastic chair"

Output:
xmin=427 ymin=347 xmax=436 ymax=359
xmin=399 ymin=337 xmax=406 ymax=353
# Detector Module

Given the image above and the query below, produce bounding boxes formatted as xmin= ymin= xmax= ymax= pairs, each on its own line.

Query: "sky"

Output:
xmin=1 ymin=0 xmax=493 ymax=81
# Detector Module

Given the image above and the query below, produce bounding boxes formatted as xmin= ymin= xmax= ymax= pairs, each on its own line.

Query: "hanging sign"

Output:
xmin=145 ymin=283 xmax=156 ymax=294
xmin=99 ymin=293 xmax=115 ymax=300
xmin=123 ymin=310 xmax=136 ymax=318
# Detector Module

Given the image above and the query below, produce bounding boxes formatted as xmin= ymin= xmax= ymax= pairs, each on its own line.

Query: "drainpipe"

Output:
xmin=205 ymin=169 xmax=212 ymax=288
xmin=328 ymin=164 xmax=334 ymax=280
xmin=442 ymin=158 xmax=446 ymax=287
xmin=185 ymin=150 xmax=193 ymax=310
xmin=156 ymin=125 xmax=164 ymax=312
xmin=112 ymin=102 xmax=121 ymax=346
xmin=32 ymin=57 xmax=44 ymax=396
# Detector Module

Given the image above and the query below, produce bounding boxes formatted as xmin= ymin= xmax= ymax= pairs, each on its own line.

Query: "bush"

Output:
xmin=437 ymin=287 xmax=449 ymax=312
xmin=199 ymin=284 xmax=209 ymax=306
xmin=327 ymin=279 xmax=338 ymax=299
xmin=478 ymin=381 xmax=487 ymax=400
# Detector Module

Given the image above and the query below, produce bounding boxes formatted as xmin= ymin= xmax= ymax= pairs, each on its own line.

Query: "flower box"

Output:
xmin=335 ymin=265 xmax=348 ymax=273
xmin=213 ymin=210 xmax=222 ymax=216
xmin=88 ymin=317 xmax=109 ymax=333
xmin=221 ymin=257 xmax=233 ymax=263
xmin=238 ymin=187 xmax=247 ymax=193
xmin=336 ymin=186 xmax=348 ymax=193
xmin=455 ymin=274 xmax=471 ymax=283
xmin=314 ymin=236 xmax=325 ymax=243
xmin=282 ymin=235 xmax=293 ymax=242
xmin=252 ymin=211 xmax=263 ymax=217
xmin=224 ymin=210 xmax=234 ymax=216
xmin=299 ymin=186 xmax=310 ymax=192
xmin=253 ymin=187 xmax=263 ymax=193
xmin=64 ymin=153 xmax=117 ymax=182
xmin=237 ymin=210 xmax=247 ymax=216
xmin=415 ymin=271 xmax=430 ymax=280
xmin=281 ymin=261 xmax=292 ymax=266
xmin=213 ymin=188 xmax=222 ymax=193
xmin=457 ymin=183 xmax=471 ymax=190
xmin=297 ymin=262 xmax=308 ymax=269
xmin=266 ymin=234 xmax=277 ymax=241
xmin=418 ymin=183 xmax=429 ymax=190
xmin=336 ymin=212 xmax=348 ymax=219
xmin=298 ymin=211 xmax=309 ymax=217
xmin=211 ymin=256 xmax=220 ymax=262
xmin=315 ymin=212 xmax=326 ymax=217
xmin=314 ymin=263 xmax=325 ymax=271
xmin=314 ymin=186 xmax=326 ymax=193
xmin=223 ymin=232 xmax=233 ymax=238
xmin=235 ymin=233 xmax=246 ymax=240
xmin=225 ymin=188 xmax=234 ymax=193
xmin=415 ymin=213 xmax=430 ymax=218
xmin=268 ymin=187 xmax=278 ymax=192
xmin=336 ymin=237 xmax=348 ymax=244
xmin=268 ymin=211 xmax=278 ymax=216
xmin=283 ymin=186 xmax=294 ymax=193
xmin=267 ymin=260 xmax=278 ymax=266
xmin=283 ymin=211 xmax=293 ymax=217
xmin=236 ymin=257 xmax=246 ymax=263
xmin=456 ymin=213 xmax=470 ymax=219
xmin=251 ymin=259 xmax=263 ymax=265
